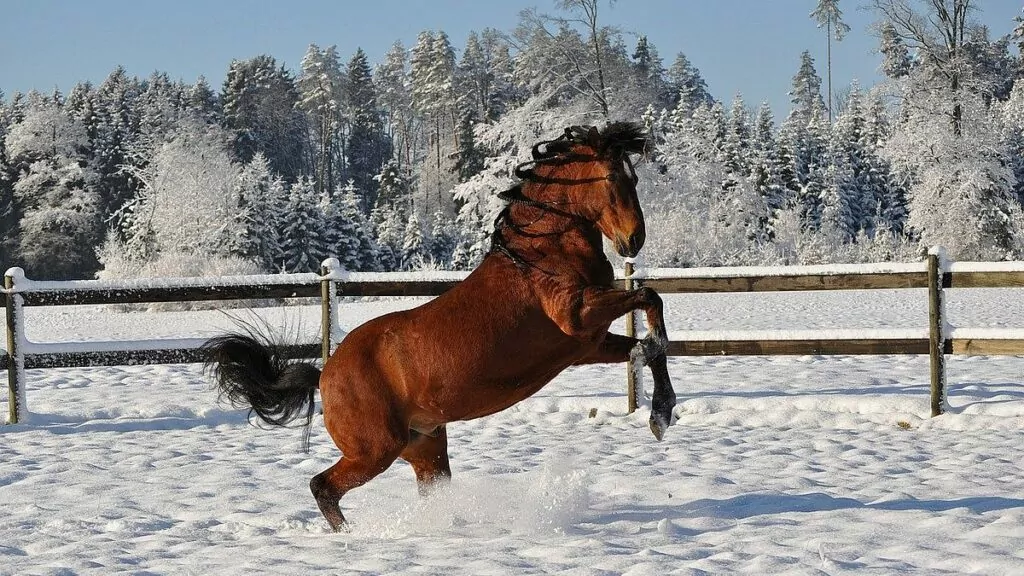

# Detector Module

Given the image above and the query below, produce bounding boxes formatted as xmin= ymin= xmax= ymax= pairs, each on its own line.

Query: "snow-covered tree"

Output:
xmin=280 ymin=177 xmax=328 ymax=272
xmin=346 ymin=47 xmax=391 ymax=211
xmin=5 ymin=97 xmax=102 ymax=279
xmin=371 ymin=198 xmax=406 ymax=271
xmin=221 ymin=55 xmax=306 ymax=181
xmin=788 ymin=51 xmax=826 ymax=125
xmin=337 ymin=181 xmax=381 ymax=271
xmin=480 ymin=28 xmax=520 ymax=118
xmin=748 ymin=102 xmax=788 ymax=238
xmin=401 ymin=210 xmax=426 ymax=269
xmin=296 ymin=44 xmax=344 ymax=195
xmin=116 ymin=120 xmax=244 ymax=262
xmin=886 ymin=88 xmax=1023 ymax=259
xmin=457 ymin=32 xmax=495 ymax=123
xmin=454 ymin=111 xmax=485 ymax=183
xmin=878 ymin=22 xmax=912 ymax=79
xmin=93 ymin=66 xmax=143 ymax=217
xmin=234 ymin=152 xmax=286 ymax=271
xmin=666 ymin=52 xmax=713 ymax=116
xmin=870 ymin=0 xmax=974 ymax=136
xmin=411 ymin=30 xmax=458 ymax=212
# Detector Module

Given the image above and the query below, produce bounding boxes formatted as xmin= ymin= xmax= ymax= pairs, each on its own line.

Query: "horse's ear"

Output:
xmin=587 ymin=126 xmax=600 ymax=147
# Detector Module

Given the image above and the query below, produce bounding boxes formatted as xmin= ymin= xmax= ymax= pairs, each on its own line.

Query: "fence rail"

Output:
xmin=4 ymin=250 xmax=1024 ymax=424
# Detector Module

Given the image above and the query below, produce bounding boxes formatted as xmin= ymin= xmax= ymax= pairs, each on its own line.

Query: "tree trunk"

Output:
xmin=586 ymin=1 xmax=609 ymax=117
xmin=435 ymin=117 xmax=442 ymax=212
xmin=826 ymin=17 xmax=833 ymax=123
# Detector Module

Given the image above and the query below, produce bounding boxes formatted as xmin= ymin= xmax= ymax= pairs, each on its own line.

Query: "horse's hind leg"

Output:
xmin=309 ymin=433 xmax=405 ymax=532
xmin=400 ymin=426 xmax=452 ymax=496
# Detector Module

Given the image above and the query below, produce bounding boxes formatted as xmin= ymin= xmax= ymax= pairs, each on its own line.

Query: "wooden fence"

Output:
xmin=4 ymin=250 xmax=1024 ymax=424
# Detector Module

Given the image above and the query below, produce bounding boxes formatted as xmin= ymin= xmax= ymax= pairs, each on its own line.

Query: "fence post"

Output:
xmin=5 ymin=268 xmax=27 ymax=424
xmin=927 ymin=248 xmax=947 ymax=417
xmin=320 ymin=258 xmax=342 ymax=365
xmin=624 ymin=260 xmax=639 ymax=414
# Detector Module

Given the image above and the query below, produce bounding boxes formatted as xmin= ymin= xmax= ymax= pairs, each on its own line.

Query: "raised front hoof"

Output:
xmin=649 ymin=414 xmax=671 ymax=441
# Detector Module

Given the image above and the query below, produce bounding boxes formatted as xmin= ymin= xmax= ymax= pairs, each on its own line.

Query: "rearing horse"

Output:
xmin=204 ymin=122 xmax=677 ymax=532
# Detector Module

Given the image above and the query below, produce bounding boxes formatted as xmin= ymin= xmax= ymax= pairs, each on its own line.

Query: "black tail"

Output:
xmin=202 ymin=331 xmax=321 ymax=449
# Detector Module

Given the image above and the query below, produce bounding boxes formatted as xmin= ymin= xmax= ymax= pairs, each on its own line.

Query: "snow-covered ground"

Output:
xmin=2 ymin=288 xmax=1024 ymax=575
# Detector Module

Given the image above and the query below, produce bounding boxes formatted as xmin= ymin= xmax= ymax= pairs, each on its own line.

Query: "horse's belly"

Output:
xmin=416 ymin=333 xmax=595 ymax=423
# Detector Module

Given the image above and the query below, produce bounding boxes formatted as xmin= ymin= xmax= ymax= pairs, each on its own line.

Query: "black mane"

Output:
xmin=532 ymin=121 xmax=649 ymax=161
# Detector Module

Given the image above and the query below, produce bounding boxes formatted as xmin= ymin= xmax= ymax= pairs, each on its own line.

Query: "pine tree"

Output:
xmin=632 ymin=35 xmax=667 ymax=106
xmin=412 ymin=30 xmax=457 ymax=212
xmin=375 ymin=41 xmax=413 ymax=168
xmin=280 ymin=177 xmax=328 ymax=272
xmin=427 ymin=211 xmax=457 ymax=267
xmin=820 ymin=144 xmax=857 ymax=242
xmin=296 ymin=44 xmax=344 ymax=195
xmin=748 ymin=102 xmax=788 ymax=238
xmin=139 ymin=71 xmax=184 ymax=146
xmin=374 ymin=160 xmax=410 ymax=209
xmin=809 ymin=0 xmax=851 ymax=122
xmin=457 ymin=32 xmax=494 ymax=123
xmin=723 ymin=94 xmax=752 ymax=178
xmin=235 ymin=152 xmax=285 ymax=271
xmin=480 ymin=28 xmax=519 ymax=118
xmin=401 ymin=211 xmax=426 ymax=270
xmin=667 ymin=52 xmax=713 ymax=116
xmin=371 ymin=199 xmax=406 ymax=271
xmin=829 ymin=83 xmax=874 ymax=234
xmin=320 ymin=184 xmax=361 ymax=270
xmin=862 ymin=94 xmax=906 ymax=233
xmin=346 ymin=47 xmax=391 ymax=211
xmin=94 ymin=66 xmax=143 ymax=219
xmin=454 ymin=111 xmax=484 ymax=183
xmin=782 ymin=105 xmax=829 ymax=232
xmin=879 ymin=22 xmax=911 ymax=79
xmin=788 ymin=51 xmax=826 ymax=125
xmin=338 ymin=181 xmax=381 ymax=271
xmin=221 ymin=55 xmax=306 ymax=181
xmin=186 ymin=75 xmax=219 ymax=124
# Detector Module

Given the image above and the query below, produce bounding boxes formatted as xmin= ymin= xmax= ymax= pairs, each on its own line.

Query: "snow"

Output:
xmin=948 ymin=261 xmax=1024 ymax=273
xmin=22 ymin=337 xmax=210 ymax=355
xmin=668 ymin=328 xmax=928 ymax=341
xmin=950 ymin=327 xmax=1024 ymax=339
xmin=4 ymin=268 xmax=323 ymax=293
xmin=2 ymin=288 xmax=1024 ymax=574
xmin=631 ymin=261 xmax=927 ymax=280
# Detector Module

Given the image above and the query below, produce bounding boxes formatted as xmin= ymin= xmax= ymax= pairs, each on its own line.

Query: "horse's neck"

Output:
xmin=502 ymin=203 xmax=609 ymax=275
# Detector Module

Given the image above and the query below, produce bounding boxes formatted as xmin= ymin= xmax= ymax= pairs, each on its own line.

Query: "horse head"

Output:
xmin=512 ymin=121 xmax=650 ymax=258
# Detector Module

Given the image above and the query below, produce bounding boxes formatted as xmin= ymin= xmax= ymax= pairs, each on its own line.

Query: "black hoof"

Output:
xmin=649 ymin=414 xmax=670 ymax=441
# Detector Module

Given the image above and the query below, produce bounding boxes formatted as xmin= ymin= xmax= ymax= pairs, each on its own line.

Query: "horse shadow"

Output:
xmin=597 ymin=491 xmax=1024 ymax=528
xmin=0 ymin=409 xmax=251 ymax=435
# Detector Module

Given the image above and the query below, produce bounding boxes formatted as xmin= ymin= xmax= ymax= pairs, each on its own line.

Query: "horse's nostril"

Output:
xmin=628 ymin=231 xmax=646 ymax=255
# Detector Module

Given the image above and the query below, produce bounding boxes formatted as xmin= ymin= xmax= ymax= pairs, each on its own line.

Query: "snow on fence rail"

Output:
xmin=4 ymin=250 xmax=1024 ymax=424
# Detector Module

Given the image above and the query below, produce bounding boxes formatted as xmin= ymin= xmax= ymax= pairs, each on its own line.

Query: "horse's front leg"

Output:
xmin=545 ymin=286 xmax=676 ymax=439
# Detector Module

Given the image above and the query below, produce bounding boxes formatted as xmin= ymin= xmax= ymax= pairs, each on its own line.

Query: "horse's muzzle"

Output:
xmin=616 ymin=231 xmax=645 ymax=258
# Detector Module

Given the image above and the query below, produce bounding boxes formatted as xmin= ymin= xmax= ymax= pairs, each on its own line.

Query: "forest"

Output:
xmin=2 ymin=0 xmax=1024 ymax=280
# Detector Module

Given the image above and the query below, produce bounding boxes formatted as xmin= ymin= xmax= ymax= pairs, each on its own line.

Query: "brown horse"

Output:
xmin=204 ymin=122 xmax=677 ymax=532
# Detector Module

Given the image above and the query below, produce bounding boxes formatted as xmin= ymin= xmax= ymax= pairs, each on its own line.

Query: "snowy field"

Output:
xmin=2 ymin=288 xmax=1024 ymax=575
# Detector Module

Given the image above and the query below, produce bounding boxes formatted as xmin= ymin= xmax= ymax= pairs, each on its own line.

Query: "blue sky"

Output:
xmin=2 ymin=0 xmax=1022 ymax=116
